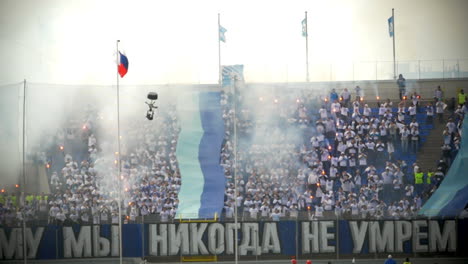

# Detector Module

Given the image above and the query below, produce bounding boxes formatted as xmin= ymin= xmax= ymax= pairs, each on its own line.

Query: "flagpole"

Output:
xmin=305 ymin=11 xmax=310 ymax=82
xmin=116 ymin=39 xmax=123 ymax=264
xmin=232 ymin=75 xmax=239 ymax=264
xmin=392 ymin=8 xmax=396 ymax=79
xmin=218 ymin=13 xmax=222 ymax=89
xmin=218 ymin=13 xmax=239 ymax=264
xmin=22 ymin=79 xmax=27 ymax=264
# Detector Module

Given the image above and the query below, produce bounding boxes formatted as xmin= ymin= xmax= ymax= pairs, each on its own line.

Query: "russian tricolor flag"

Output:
xmin=118 ymin=52 xmax=129 ymax=78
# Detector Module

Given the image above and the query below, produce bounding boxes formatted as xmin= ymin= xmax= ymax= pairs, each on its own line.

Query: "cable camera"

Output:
xmin=146 ymin=92 xmax=158 ymax=120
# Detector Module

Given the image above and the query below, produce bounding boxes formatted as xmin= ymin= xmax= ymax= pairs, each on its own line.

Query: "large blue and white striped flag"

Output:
xmin=175 ymin=92 xmax=225 ymax=219
xmin=388 ymin=15 xmax=394 ymax=37
xmin=219 ymin=25 xmax=227 ymax=42
xmin=222 ymin=65 xmax=244 ymax=87
xmin=302 ymin=18 xmax=307 ymax=37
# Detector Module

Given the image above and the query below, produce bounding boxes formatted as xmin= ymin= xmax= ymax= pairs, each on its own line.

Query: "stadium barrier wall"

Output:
xmin=1 ymin=219 xmax=466 ymax=260
xmin=244 ymin=78 xmax=468 ymax=102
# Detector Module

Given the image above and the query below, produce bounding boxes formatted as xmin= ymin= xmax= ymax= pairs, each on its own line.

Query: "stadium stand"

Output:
xmin=1 ymin=84 xmax=467 ymax=226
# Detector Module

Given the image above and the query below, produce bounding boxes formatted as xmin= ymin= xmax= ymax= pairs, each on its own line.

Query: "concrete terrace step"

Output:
xmin=416 ymin=114 xmax=449 ymax=170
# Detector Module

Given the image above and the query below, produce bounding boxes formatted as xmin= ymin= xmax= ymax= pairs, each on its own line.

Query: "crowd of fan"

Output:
xmin=0 ymin=86 xmax=466 ymax=226
xmin=221 ymin=86 xmax=466 ymax=221
xmin=0 ymin=103 xmax=180 ymax=226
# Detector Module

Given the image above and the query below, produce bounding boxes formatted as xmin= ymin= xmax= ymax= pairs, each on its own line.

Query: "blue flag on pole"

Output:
xmin=222 ymin=64 xmax=244 ymax=87
xmin=219 ymin=25 xmax=227 ymax=42
xmin=302 ymin=18 xmax=307 ymax=37
xmin=388 ymin=15 xmax=394 ymax=37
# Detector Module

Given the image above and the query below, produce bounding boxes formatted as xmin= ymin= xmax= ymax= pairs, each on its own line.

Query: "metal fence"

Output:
xmin=238 ymin=59 xmax=468 ymax=84
xmin=289 ymin=59 xmax=468 ymax=82
xmin=0 ymin=207 xmax=462 ymax=228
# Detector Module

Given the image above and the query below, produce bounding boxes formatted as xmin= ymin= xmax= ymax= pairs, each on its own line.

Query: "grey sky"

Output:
xmin=0 ymin=0 xmax=467 ymax=84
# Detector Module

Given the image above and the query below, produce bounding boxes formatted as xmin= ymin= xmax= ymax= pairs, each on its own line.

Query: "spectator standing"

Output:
xmin=319 ymin=106 xmax=328 ymax=120
xmin=397 ymin=74 xmax=406 ymax=100
xmin=457 ymin=89 xmax=466 ymax=106
xmin=363 ymin=104 xmax=372 ymax=118
xmin=384 ymin=255 xmax=397 ymax=264
xmin=355 ymin=86 xmax=363 ymax=101
xmin=434 ymin=86 xmax=443 ymax=103
xmin=414 ymin=168 xmax=424 ymax=194
xmin=340 ymin=105 xmax=349 ymax=122
xmin=408 ymin=104 xmax=417 ymax=119
xmin=425 ymin=103 xmax=434 ymax=124
xmin=411 ymin=92 xmax=420 ymax=112
xmin=410 ymin=127 xmax=419 ymax=152
xmin=270 ymin=209 xmax=281 ymax=221
xmin=330 ymin=89 xmax=339 ymax=103
xmin=249 ymin=205 xmax=259 ymax=220
xmin=331 ymin=100 xmax=341 ymax=120
xmin=435 ymin=100 xmax=446 ymax=123
xmin=441 ymin=144 xmax=452 ymax=166
xmin=400 ymin=126 xmax=410 ymax=153
xmin=388 ymin=122 xmax=398 ymax=144
xmin=225 ymin=203 xmax=234 ymax=219
xmin=314 ymin=204 xmax=324 ymax=219
xmin=340 ymin=88 xmax=351 ymax=107
xmin=426 ymin=169 xmax=435 ymax=185
xmin=446 ymin=118 xmax=456 ymax=137
xmin=447 ymin=97 xmax=457 ymax=114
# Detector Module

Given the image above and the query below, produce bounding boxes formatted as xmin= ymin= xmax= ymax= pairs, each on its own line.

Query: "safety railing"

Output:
xmin=0 ymin=209 xmax=463 ymax=228
xmin=246 ymin=59 xmax=468 ymax=82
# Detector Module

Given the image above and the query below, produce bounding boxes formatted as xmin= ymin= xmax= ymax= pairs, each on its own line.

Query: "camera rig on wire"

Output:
xmin=146 ymin=92 xmax=158 ymax=120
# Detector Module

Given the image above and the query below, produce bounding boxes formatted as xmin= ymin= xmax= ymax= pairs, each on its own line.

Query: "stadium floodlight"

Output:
xmin=146 ymin=92 xmax=158 ymax=120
